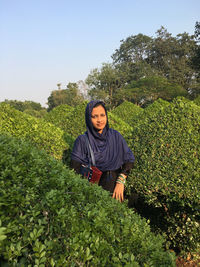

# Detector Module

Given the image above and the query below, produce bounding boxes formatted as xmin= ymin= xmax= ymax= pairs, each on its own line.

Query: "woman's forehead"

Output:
xmin=91 ymin=105 xmax=106 ymax=114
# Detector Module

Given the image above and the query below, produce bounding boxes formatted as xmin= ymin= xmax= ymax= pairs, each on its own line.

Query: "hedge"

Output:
xmin=127 ymin=98 xmax=200 ymax=257
xmin=194 ymin=95 xmax=200 ymax=106
xmin=0 ymin=134 xmax=175 ymax=266
xmin=108 ymin=112 xmax=133 ymax=146
xmin=0 ymin=103 xmax=68 ymax=159
xmin=49 ymin=101 xmax=88 ymax=138
xmin=44 ymin=104 xmax=74 ymax=131
xmin=144 ymin=98 xmax=170 ymax=113
xmin=111 ymin=101 xmax=144 ymax=125
xmin=111 ymin=99 xmax=170 ymax=129
xmin=23 ymin=108 xmax=47 ymax=118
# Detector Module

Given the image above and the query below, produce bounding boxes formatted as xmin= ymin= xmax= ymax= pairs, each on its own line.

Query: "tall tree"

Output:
xmin=189 ymin=21 xmax=200 ymax=98
xmin=1 ymin=100 xmax=46 ymax=112
xmin=66 ymin=82 xmax=85 ymax=106
xmin=112 ymin=34 xmax=155 ymax=81
xmin=193 ymin=22 xmax=200 ymax=77
xmin=112 ymin=27 xmax=198 ymax=91
xmin=47 ymin=83 xmax=84 ymax=111
xmin=112 ymin=33 xmax=152 ymax=64
xmin=123 ymin=76 xmax=187 ymax=106
xmin=86 ymin=63 xmax=124 ymax=108
xmin=147 ymin=27 xmax=197 ymax=90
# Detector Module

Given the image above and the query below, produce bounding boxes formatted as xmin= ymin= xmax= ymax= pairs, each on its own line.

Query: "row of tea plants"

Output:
xmin=1 ymin=96 xmax=199 ymax=262
xmin=0 ymin=134 xmax=175 ymax=266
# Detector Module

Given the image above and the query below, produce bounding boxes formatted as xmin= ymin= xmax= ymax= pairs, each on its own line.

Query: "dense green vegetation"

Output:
xmin=47 ymin=82 xmax=85 ymax=111
xmin=0 ymin=103 xmax=68 ymax=159
xmin=44 ymin=104 xmax=74 ymax=130
xmin=194 ymin=95 xmax=200 ymax=106
xmin=1 ymin=22 xmax=200 ymax=264
xmin=126 ymin=98 xmax=200 ymax=256
xmin=111 ymin=101 xmax=144 ymax=125
xmin=1 ymin=100 xmax=47 ymax=118
xmin=49 ymin=101 xmax=87 ymax=138
xmin=0 ymin=134 xmax=175 ymax=266
xmin=1 ymin=96 xmax=200 ymax=263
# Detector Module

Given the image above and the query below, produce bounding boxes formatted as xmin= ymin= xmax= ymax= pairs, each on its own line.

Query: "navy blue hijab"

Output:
xmin=71 ymin=100 xmax=135 ymax=172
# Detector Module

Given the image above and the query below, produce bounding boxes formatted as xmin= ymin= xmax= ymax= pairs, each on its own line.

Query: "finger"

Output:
xmin=117 ymin=193 xmax=122 ymax=202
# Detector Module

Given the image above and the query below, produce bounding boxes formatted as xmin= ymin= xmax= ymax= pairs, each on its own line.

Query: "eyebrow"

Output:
xmin=91 ymin=113 xmax=105 ymax=117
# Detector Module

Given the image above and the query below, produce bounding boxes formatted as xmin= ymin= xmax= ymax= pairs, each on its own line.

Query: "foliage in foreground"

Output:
xmin=127 ymin=98 xmax=200 ymax=257
xmin=0 ymin=134 xmax=175 ymax=266
xmin=0 ymin=103 xmax=68 ymax=159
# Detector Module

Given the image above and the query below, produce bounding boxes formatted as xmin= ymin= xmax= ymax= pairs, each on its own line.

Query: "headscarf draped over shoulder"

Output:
xmin=71 ymin=100 xmax=135 ymax=171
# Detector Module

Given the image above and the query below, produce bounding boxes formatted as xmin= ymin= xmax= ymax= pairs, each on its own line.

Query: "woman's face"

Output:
xmin=91 ymin=105 xmax=107 ymax=134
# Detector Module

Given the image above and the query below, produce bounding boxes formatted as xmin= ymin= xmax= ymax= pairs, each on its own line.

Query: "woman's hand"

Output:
xmin=112 ymin=183 xmax=124 ymax=202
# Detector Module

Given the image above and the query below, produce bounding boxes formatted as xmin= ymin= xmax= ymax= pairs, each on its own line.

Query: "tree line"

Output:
xmin=86 ymin=24 xmax=200 ymax=109
xmin=2 ymin=23 xmax=200 ymax=111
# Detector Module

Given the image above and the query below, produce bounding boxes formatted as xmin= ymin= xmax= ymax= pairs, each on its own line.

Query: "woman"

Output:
xmin=70 ymin=100 xmax=135 ymax=202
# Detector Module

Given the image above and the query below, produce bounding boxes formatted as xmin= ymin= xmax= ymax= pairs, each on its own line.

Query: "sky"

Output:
xmin=0 ymin=0 xmax=199 ymax=107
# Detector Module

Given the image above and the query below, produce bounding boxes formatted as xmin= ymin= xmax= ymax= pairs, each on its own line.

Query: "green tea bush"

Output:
xmin=43 ymin=104 xmax=77 ymax=165
xmin=111 ymin=101 xmax=144 ymax=125
xmin=0 ymin=103 xmax=68 ymax=159
xmin=55 ymin=101 xmax=88 ymax=138
xmin=194 ymin=95 xmax=200 ymax=106
xmin=23 ymin=108 xmax=47 ymax=118
xmin=108 ymin=112 xmax=133 ymax=146
xmin=144 ymin=98 xmax=170 ymax=113
xmin=44 ymin=104 xmax=74 ymax=131
xmin=0 ymin=134 xmax=175 ymax=266
xmin=127 ymin=98 xmax=171 ymax=132
xmin=127 ymin=98 xmax=200 ymax=256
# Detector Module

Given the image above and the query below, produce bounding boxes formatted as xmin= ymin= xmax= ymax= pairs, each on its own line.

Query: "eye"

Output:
xmin=101 ymin=114 xmax=106 ymax=117
xmin=91 ymin=115 xmax=98 ymax=119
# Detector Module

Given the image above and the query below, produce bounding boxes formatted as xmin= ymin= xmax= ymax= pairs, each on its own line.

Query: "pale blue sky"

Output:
xmin=0 ymin=0 xmax=199 ymax=107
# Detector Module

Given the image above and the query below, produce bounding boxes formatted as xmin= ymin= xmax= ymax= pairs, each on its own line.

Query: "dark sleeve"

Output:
xmin=121 ymin=161 xmax=134 ymax=176
xmin=70 ymin=159 xmax=82 ymax=174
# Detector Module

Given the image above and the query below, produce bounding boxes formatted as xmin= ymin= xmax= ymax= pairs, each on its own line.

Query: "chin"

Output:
xmin=94 ymin=127 xmax=104 ymax=133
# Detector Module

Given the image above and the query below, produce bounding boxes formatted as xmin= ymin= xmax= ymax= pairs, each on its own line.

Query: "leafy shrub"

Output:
xmin=0 ymin=134 xmax=175 ymax=266
xmin=0 ymin=103 xmax=68 ymax=159
xmin=0 ymin=100 xmax=46 ymax=112
xmin=52 ymin=101 xmax=88 ymax=138
xmin=43 ymin=104 xmax=77 ymax=165
xmin=111 ymin=101 xmax=144 ymax=125
xmin=114 ymin=99 xmax=170 ymax=129
xmin=23 ymin=108 xmax=47 ymax=118
xmin=127 ymin=98 xmax=200 ymax=257
xmin=44 ymin=104 xmax=74 ymax=131
xmin=144 ymin=98 xmax=170 ymax=113
xmin=108 ymin=112 xmax=133 ymax=146
xmin=193 ymin=95 xmax=200 ymax=106
xmin=126 ymin=98 xmax=170 ymax=129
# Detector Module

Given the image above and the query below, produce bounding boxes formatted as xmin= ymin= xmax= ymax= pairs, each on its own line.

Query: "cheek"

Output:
xmin=91 ymin=118 xmax=96 ymax=126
